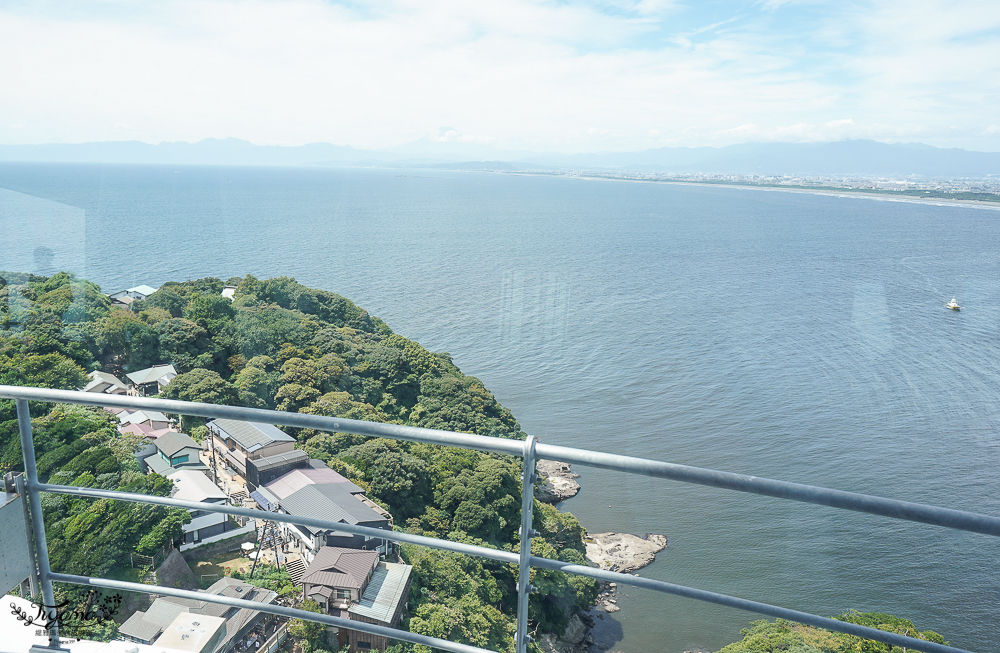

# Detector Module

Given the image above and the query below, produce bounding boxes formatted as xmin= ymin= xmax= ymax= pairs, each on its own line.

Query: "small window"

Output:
xmin=358 ymin=642 xmax=371 ymax=650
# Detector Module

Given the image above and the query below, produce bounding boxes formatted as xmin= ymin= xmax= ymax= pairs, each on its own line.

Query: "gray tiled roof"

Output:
xmin=311 ymin=483 xmax=388 ymax=524
xmin=145 ymin=454 xmax=172 ymax=475
xmin=155 ymin=431 xmax=200 ymax=457
xmin=119 ymin=576 xmax=276 ymax=650
xmin=118 ymin=600 xmax=188 ymax=642
xmin=264 ymin=467 xmax=362 ymax=500
xmin=126 ymin=364 xmax=177 ymax=385
xmin=209 ymin=419 xmax=294 ymax=452
xmin=350 ymin=562 xmax=413 ymax=625
xmin=301 ymin=546 xmax=380 ymax=590
xmin=253 ymin=448 xmax=308 ymax=472
xmin=278 ymin=484 xmax=388 ymax=536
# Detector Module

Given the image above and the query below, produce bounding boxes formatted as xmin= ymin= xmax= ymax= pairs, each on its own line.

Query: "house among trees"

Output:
xmin=82 ymin=370 xmax=129 ymax=395
xmin=167 ymin=469 xmax=234 ymax=545
xmin=119 ymin=409 xmax=171 ymax=430
xmin=110 ymin=284 xmax=160 ymax=301
xmin=118 ymin=576 xmax=279 ymax=651
xmin=127 ymin=363 xmax=177 ymax=396
xmin=107 ymin=285 xmax=159 ymax=308
xmin=116 ymin=409 xmax=175 ymax=439
xmin=301 ymin=546 xmax=413 ymax=653
xmin=140 ymin=431 xmax=208 ymax=475
xmin=250 ymin=466 xmax=393 ymax=560
xmin=207 ymin=419 xmax=296 ymax=478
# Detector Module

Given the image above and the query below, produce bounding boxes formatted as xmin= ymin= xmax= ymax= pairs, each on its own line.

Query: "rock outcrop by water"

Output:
xmin=584 ymin=532 xmax=668 ymax=574
xmin=537 ymin=611 xmax=623 ymax=653
xmin=535 ymin=460 xmax=581 ymax=503
xmin=535 ymin=465 xmax=667 ymax=652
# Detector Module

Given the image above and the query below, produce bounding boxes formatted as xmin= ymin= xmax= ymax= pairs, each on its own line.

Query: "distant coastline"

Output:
xmin=500 ymin=170 xmax=1000 ymax=209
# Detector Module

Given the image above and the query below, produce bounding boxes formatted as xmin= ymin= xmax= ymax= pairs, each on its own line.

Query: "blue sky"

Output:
xmin=2 ymin=0 xmax=999 ymax=152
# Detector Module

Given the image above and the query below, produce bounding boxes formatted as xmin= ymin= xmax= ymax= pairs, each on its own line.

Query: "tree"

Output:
xmin=288 ymin=599 xmax=326 ymax=651
xmin=156 ymin=318 xmax=215 ymax=372
xmin=135 ymin=287 xmax=186 ymax=317
xmin=234 ymin=365 xmax=280 ymax=408
xmin=716 ymin=613 xmax=949 ymax=653
xmin=345 ymin=440 xmax=432 ymax=520
xmin=89 ymin=310 xmax=159 ymax=371
xmin=183 ymin=292 xmax=235 ymax=336
xmin=158 ymin=368 xmax=239 ymax=430
xmin=436 ymin=458 xmax=520 ymax=544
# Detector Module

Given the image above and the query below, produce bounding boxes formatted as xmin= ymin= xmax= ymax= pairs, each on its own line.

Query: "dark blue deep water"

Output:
xmin=2 ymin=163 xmax=999 ymax=652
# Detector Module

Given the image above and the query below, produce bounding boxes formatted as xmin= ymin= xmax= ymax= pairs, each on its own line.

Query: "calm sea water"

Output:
xmin=2 ymin=163 xmax=999 ymax=652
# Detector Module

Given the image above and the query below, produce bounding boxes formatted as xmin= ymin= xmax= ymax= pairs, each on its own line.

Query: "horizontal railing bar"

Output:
xmin=42 ymin=482 xmax=978 ymax=653
xmin=5 ymin=385 xmax=990 ymax=652
xmin=0 ymin=385 xmax=524 ymax=456
xmin=37 ymin=482 xmax=520 ymax=565
xmin=534 ymin=443 xmax=1000 ymax=537
xmin=527 ymin=557 xmax=975 ymax=653
xmin=7 ymin=385 xmax=1000 ymax=538
xmin=48 ymin=572 xmax=495 ymax=653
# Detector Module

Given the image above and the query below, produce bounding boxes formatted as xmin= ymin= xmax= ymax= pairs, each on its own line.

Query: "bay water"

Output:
xmin=1 ymin=163 xmax=999 ymax=651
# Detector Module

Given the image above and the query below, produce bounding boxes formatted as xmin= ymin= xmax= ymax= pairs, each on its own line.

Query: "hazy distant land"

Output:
xmin=2 ymin=138 xmax=1000 ymax=194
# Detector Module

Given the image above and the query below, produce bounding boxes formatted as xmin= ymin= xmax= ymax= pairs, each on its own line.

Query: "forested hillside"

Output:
xmin=0 ymin=271 xmax=598 ymax=651
xmin=718 ymin=612 xmax=948 ymax=653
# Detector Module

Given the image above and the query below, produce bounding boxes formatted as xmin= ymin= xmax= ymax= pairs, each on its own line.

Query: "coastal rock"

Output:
xmin=535 ymin=460 xmax=581 ymax=503
xmin=537 ymin=633 xmax=587 ymax=653
xmin=584 ymin=532 xmax=668 ymax=573
xmin=560 ymin=614 xmax=588 ymax=645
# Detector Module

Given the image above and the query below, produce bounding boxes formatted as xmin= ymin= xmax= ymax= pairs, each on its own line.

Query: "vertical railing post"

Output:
xmin=15 ymin=474 xmax=40 ymax=598
xmin=16 ymin=399 xmax=62 ymax=648
xmin=515 ymin=435 xmax=538 ymax=653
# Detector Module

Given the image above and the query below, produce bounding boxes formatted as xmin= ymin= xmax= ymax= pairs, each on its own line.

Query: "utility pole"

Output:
xmin=249 ymin=518 xmax=270 ymax=580
xmin=209 ymin=425 xmax=218 ymax=486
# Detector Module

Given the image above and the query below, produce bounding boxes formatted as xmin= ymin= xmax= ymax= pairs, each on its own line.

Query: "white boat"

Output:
xmin=946 ymin=297 xmax=961 ymax=311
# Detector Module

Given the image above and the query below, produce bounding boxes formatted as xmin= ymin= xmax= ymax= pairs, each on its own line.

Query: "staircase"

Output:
xmin=285 ymin=555 xmax=307 ymax=585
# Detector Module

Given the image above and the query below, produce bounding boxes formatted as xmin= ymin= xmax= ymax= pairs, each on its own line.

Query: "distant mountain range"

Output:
xmin=2 ymin=137 xmax=999 ymax=178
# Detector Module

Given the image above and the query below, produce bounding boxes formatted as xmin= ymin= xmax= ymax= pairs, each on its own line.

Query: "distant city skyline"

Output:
xmin=2 ymin=0 xmax=999 ymax=153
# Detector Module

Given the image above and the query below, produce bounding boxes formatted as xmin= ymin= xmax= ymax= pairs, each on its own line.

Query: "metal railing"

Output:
xmin=1 ymin=384 xmax=997 ymax=653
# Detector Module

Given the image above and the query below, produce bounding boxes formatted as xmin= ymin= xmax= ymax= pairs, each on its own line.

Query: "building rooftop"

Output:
xmin=209 ymin=419 xmax=294 ymax=453
xmin=252 ymin=448 xmax=309 ymax=472
xmin=278 ymin=483 xmax=388 ymax=536
xmin=168 ymin=469 xmax=227 ymax=502
xmin=153 ymin=612 xmax=226 ymax=652
xmin=127 ymin=364 xmax=178 ymax=386
xmin=250 ymin=486 xmax=280 ymax=512
xmin=301 ymin=546 xmax=380 ymax=590
xmin=349 ymin=561 xmax=413 ymax=624
xmin=118 ymin=577 xmax=276 ymax=651
xmin=119 ymin=600 xmax=188 ymax=642
xmin=120 ymin=409 xmax=171 ymax=425
xmin=83 ymin=370 xmax=129 ymax=393
xmin=264 ymin=466 xmax=362 ymax=500
xmin=129 ymin=284 xmax=160 ymax=296
xmin=146 ymin=454 xmax=173 ymax=476
xmin=155 ymin=431 xmax=201 ymax=458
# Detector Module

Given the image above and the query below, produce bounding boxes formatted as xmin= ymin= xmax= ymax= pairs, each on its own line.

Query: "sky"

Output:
xmin=2 ymin=0 xmax=999 ymax=153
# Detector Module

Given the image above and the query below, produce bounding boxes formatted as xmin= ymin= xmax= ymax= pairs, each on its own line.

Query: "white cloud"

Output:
xmin=0 ymin=0 xmax=998 ymax=151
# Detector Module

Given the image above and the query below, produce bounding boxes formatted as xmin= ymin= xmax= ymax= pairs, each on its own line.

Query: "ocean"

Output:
xmin=2 ymin=162 xmax=999 ymax=652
